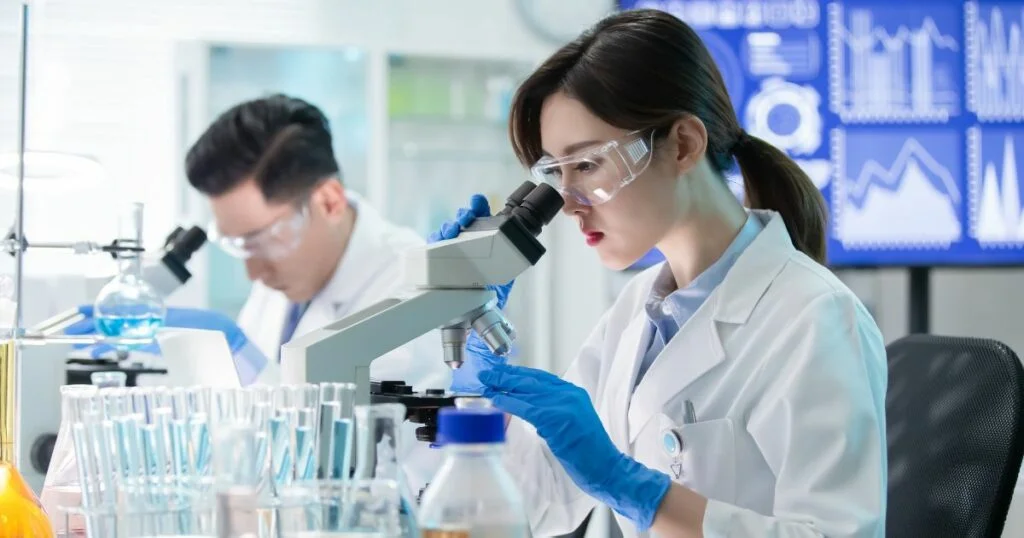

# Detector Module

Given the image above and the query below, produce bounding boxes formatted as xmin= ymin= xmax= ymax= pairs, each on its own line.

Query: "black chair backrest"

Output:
xmin=886 ymin=334 xmax=1024 ymax=537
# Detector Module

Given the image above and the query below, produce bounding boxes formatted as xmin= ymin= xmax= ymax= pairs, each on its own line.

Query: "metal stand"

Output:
xmin=908 ymin=266 xmax=931 ymax=334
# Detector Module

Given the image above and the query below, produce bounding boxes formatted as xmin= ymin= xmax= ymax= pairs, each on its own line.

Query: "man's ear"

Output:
xmin=312 ymin=179 xmax=348 ymax=222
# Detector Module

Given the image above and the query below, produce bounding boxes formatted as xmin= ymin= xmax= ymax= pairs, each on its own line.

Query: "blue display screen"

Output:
xmin=618 ymin=0 xmax=1024 ymax=267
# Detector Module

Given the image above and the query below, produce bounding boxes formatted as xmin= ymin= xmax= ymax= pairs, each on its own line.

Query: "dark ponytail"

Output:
xmin=509 ymin=9 xmax=829 ymax=265
xmin=732 ymin=131 xmax=828 ymax=264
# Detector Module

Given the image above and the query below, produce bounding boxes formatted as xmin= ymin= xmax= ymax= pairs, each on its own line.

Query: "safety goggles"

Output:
xmin=208 ymin=203 xmax=310 ymax=261
xmin=530 ymin=129 xmax=655 ymax=206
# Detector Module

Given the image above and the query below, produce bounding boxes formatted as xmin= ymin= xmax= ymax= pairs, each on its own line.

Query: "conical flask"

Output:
xmin=39 ymin=384 xmax=99 ymax=535
xmin=0 ymin=337 xmax=55 ymax=537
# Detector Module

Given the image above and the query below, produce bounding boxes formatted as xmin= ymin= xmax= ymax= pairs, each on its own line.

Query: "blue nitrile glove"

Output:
xmin=427 ymin=194 xmax=513 ymax=309
xmin=429 ymin=194 xmax=516 ymax=394
xmin=65 ymin=305 xmax=269 ymax=385
xmin=450 ymin=332 xmax=506 ymax=394
xmin=480 ymin=364 xmax=672 ymax=531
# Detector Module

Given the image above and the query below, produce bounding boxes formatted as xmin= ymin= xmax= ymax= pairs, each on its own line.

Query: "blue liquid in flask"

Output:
xmin=93 ymin=270 xmax=166 ymax=342
xmin=95 ymin=313 xmax=164 ymax=339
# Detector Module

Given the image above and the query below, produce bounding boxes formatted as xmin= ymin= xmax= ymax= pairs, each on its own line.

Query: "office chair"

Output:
xmin=886 ymin=334 xmax=1024 ymax=538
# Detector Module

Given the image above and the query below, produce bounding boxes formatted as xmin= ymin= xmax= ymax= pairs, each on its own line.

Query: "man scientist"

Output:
xmin=77 ymin=93 xmax=449 ymax=388
xmin=70 ymin=94 xmax=451 ymax=485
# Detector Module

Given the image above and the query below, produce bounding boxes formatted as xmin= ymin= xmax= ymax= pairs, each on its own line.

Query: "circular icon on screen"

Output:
xmin=744 ymin=77 xmax=822 ymax=156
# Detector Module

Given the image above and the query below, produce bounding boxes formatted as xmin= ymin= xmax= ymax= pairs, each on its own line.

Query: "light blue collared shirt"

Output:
xmin=634 ymin=214 xmax=764 ymax=388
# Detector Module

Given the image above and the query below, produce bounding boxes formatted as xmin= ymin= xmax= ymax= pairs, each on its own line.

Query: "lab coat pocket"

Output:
xmin=648 ymin=414 xmax=737 ymax=504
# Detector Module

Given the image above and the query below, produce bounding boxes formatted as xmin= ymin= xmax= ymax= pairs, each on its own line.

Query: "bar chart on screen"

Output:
xmin=967 ymin=2 xmax=1024 ymax=122
xmin=829 ymin=3 xmax=961 ymax=123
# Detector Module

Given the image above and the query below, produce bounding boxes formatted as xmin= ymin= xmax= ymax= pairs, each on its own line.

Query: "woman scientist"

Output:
xmin=430 ymin=8 xmax=887 ymax=538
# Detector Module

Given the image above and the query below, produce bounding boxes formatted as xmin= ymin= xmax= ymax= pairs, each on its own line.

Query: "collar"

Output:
xmin=313 ymin=190 xmax=396 ymax=310
xmin=648 ymin=211 xmax=764 ymax=308
xmin=711 ymin=209 xmax=798 ymax=324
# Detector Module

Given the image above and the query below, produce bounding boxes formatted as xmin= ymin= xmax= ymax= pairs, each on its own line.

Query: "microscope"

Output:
xmin=281 ymin=181 xmax=564 ymax=442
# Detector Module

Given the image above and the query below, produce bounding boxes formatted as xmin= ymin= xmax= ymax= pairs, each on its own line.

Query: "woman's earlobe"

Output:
xmin=670 ymin=118 xmax=705 ymax=171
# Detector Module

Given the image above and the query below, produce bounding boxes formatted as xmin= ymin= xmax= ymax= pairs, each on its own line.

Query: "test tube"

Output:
xmin=128 ymin=387 xmax=154 ymax=424
xmin=319 ymin=383 xmax=356 ymax=480
xmin=68 ymin=392 xmax=101 ymax=510
xmin=247 ymin=384 xmax=275 ymax=409
xmin=270 ymin=407 xmax=297 ymax=487
xmin=85 ymin=409 xmax=116 ymax=508
xmin=119 ymin=413 xmax=147 ymax=493
xmin=189 ymin=412 xmax=212 ymax=478
xmin=295 ymin=408 xmax=318 ymax=482
xmin=99 ymin=387 xmax=129 ymax=420
xmin=276 ymin=383 xmax=319 ymax=411
xmin=211 ymin=387 xmax=237 ymax=426
xmin=186 ymin=385 xmax=212 ymax=416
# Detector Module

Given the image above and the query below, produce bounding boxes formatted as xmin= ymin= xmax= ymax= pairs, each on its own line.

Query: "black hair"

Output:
xmin=509 ymin=9 xmax=828 ymax=264
xmin=185 ymin=94 xmax=341 ymax=202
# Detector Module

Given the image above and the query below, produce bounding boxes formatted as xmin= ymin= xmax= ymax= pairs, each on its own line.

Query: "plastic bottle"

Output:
xmin=417 ymin=405 xmax=528 ymax=538
xmin=39 ymin=384 xmax=99 ymax=536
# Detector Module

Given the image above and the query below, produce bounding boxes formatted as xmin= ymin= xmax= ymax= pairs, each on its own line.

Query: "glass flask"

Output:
xmin=214 ymin=422 xmax=265 ymax=538
xmin=93 ymin=202 xmax=166 ymax=342
xmin=417 ymin=405 xmax=528 ymax=538
xmin=39 ymin=384 xmax=100 ymax=536
xmin=1 ymin=280 xmax=56 ymax=537
xmin=328 ymin=403 xmax=414 ymax=538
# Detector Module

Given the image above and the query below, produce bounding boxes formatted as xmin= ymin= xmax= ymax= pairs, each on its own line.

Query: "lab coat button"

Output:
xmin=661 ymin=429 xmax=683 ymax=457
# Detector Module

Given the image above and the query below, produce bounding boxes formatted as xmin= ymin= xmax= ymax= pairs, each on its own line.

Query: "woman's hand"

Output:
xmin=480 ymin=364 xmax=673 ymax=531
xmin=427 ymin=193 xmax=513 ymax=309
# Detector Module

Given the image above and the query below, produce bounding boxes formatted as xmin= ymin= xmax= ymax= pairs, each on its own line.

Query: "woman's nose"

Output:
xmin=560 ymin=192 xmax=590 ymax=215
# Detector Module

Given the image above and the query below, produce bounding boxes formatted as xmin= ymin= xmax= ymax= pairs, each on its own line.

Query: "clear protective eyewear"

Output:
xmin=208 ymin=203 xmax=310 ymax=260
xmin=530 ymin=129 xmax=655 ymax=206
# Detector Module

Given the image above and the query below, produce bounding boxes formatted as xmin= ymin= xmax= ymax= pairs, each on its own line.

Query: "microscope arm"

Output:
xmin=280 ymin=287 xmax=497 ymax=406
xmin=282 ymin=181 xmax=564 ymax=415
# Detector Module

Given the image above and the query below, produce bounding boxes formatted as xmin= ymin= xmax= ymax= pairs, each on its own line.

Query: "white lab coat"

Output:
xmin=236 ymin=191 xmax=452 ymax=491
xmin=505 ymin=210 xmax=887 ymax=538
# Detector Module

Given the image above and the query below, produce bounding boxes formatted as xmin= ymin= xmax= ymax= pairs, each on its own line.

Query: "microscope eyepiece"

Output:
xmin=511 ymin=183 xmax=564 ymax=236
xmin=499 ymin=180 xmax=539 ymax=216
xmin=168 ymin=226 xmax=207 ymax=262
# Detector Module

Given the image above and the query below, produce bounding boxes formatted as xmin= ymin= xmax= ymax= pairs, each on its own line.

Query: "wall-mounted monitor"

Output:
xmin=618 ymin=1 xmax=1024 ymax=267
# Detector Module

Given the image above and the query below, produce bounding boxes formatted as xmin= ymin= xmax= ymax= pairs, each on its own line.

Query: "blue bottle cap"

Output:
xmin=436 ymin=406 xmax=505 ymax=444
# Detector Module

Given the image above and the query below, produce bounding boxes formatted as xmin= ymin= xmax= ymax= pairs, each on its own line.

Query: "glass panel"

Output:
xmin=202 ymin=44 xmax=369 ymax=317
xmin=386 ymin=54 xmax=529 ymax=235
xmin=386 ymin=54 xmax=540 ymax=367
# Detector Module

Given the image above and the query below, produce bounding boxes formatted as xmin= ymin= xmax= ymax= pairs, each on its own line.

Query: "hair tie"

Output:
xmin=732 ymin=130 xmax=753 ymax=155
